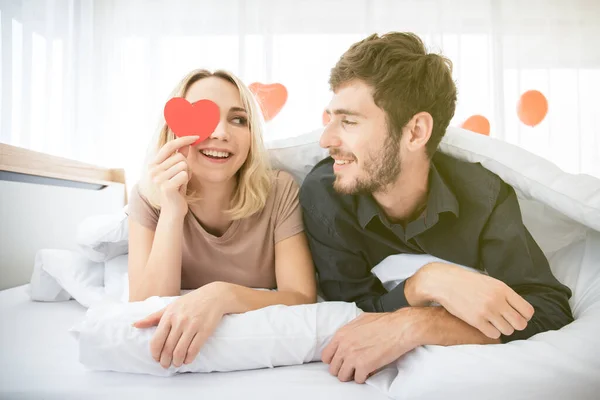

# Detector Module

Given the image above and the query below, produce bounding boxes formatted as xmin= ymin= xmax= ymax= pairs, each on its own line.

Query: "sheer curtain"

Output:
xmin=2 ymin=0 xmax=599 ymax=187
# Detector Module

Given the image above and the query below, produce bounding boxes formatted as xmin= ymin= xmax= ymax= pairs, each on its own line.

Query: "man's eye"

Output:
xmin=342 ymin=120 xmax=357 ymax=125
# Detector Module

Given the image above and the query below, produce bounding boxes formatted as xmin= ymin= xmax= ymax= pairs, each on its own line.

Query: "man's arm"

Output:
xmin=478 ymin=182 xmax=573 ymax=341
xmin=301 ymin=206 xmax=411 ymax=312
xmin=408 ymin=306 xmax=501 ymax=346
xmin=322 ymin=307 xmax=500 ymax=384
xmin=403 ymin=182 xmax=574 ymax=342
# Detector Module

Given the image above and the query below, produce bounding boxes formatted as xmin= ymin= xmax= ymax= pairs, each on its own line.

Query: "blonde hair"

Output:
xmin=138 ymin=69 xmax=273 ymax=220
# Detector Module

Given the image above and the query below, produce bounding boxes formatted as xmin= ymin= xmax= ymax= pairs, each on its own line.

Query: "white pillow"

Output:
xmin=371 ymin=253 xmax=484 ymax=292
xmin=75 ymin=206 xmax=129 ymax=262
xmin=267 ymin=128 xmax=329 ymax=185
xmin=29 ymin=249 xmax=73 ymax=302
xmin=69 ymin=298 xmax=362 ymax=376
xmin=65 ymin=252 xmax=451 ymax=377
xmin=29 ymin=249 xmax=105 ymax=308
xmin=104 ymin=254 xmax=130 ymax=302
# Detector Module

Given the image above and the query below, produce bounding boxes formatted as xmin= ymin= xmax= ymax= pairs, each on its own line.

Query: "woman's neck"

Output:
xmin=187 ymin=176 xmax=238 ymax=236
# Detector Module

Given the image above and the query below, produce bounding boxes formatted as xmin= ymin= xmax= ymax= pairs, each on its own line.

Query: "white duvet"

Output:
xmin=28 ymin=127 xmax=600 ymax=400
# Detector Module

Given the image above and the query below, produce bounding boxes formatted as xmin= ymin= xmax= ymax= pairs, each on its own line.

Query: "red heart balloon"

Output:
xmin=164 ymin=98 xmax=220 ymax=145
xmin=249 ymin=82 xmax=287 ymax=122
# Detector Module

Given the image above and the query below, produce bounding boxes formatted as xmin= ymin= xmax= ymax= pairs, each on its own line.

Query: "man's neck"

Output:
xmin=372 ymin=158 xmax=430 ymax=225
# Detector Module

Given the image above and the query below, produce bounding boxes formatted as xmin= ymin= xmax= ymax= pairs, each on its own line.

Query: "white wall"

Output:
xmin=0 ymin=178 xmax=125 ymax=290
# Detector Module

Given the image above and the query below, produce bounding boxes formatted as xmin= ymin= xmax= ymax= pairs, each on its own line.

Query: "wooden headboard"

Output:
xmin=0 ymin=143 xmax=128 ymax=204
xmin=0 ymin=143 xmax=128 ymax=290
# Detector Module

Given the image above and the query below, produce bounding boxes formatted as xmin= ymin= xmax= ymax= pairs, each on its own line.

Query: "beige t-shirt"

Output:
xmin=127 ymin=170 xmax=304 ymax=290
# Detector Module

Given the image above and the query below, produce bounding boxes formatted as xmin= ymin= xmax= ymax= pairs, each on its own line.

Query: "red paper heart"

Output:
xmin=249 ymin=82 xmax=287 ymax=122
xmin=164 ymin=98 xmax=220 ymax=145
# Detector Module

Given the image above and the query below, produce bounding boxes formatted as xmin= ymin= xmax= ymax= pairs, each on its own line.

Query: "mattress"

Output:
xmin=0 ymin=285 xmax=390 ymax=400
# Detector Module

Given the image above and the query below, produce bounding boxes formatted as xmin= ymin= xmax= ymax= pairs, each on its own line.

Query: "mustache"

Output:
xmin=329 ymin=148 xmax=356 ymax=160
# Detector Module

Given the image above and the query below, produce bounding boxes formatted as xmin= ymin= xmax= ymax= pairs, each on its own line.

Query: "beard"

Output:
xmin=333 ymin=133 xmax=402 ymax=195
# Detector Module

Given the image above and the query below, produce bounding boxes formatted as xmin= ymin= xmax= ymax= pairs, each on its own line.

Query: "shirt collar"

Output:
xmin=356 ymin=161 xmax=459 ymax=229
xmin=425 ymin=161 xmax=459 ymax=221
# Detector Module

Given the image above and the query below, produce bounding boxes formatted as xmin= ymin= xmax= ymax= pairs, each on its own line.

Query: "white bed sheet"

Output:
xmin=0 ymin=285 xmax=390 ymax=400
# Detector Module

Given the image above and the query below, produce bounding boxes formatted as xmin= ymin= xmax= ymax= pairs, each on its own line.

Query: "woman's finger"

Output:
xmin=172 ymin=329 xmax=197 ymax=368
xmin=159 ymin=324 xmax=184 ymax=369
xmin=178 ymin=144 xmax=191 ymax=158
xmin=132 ymin=310 xmax=163 ymax=329
xmin=183 ymin=325 xmax=215 ymax=365
xmin=337 ymin=360 xmax=355 ymax=382
xmin=153 ymin=136 xmax=199 ymax=165
xmin=355 ymin=366 xmax=372 ymax=384
xmin=150 ymin=153 xmax=186 ymax=176
xmin=166 ymin=170 xmax=189 ymax=191
xmin=150 ymin=318 xmax=171 ymax=362
xmin=153 ymin=161 xmax=188 ymax=184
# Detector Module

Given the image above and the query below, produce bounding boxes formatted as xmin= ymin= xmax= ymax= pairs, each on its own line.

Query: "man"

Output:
xmin=299 ymin=32 xmax=573 ymax=384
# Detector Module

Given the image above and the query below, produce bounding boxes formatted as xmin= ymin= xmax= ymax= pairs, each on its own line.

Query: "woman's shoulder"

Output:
xmin=263 ymin=170 xmax=303 ymax=233
xmin=126 ymin=182 xmax=161 ymax=229
xmin=273 ymin=169 xmax=298 ymax=184
xmin=130 ymin=183 xmax=159 ymax=209
xmin=260 ymin=169 xmax=300 ymax=212
xmin=271 ymin=169 xmax=300 ymax=195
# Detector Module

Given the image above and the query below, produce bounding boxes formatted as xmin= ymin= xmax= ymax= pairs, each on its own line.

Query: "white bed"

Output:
xmin=2 ymin=127 xmax=600 ymax=400
xmin=0 ymin=285 xmax=389 ymax=400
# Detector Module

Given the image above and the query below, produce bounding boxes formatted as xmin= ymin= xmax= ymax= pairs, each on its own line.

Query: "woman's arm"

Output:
xmin=128 ymin=211 xmax=186 ymax=302
xmin=132 ymin=230 xmax=317 ymax=368
xmin=217 ymin=231 xmax=317 ymax=313
xmin=128 ymin=136 xmax=198 ymax=302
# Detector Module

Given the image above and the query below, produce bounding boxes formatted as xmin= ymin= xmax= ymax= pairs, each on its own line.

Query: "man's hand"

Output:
xmin=405 ymin=262 xmax=535 ymax=339
xmin=321 ymin=311 xmax=419 ymax=384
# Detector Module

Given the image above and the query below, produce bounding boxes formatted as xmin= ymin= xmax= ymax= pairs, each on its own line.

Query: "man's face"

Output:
xmin=321 ymin=80 xmax=402 ymax=195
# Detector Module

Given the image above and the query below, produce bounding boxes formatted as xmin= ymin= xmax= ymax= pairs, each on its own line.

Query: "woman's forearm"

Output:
xmin=215 ymin=282 xmax=316 ymax=315
xmin=130 ymin=211 xmax=185 ymax=301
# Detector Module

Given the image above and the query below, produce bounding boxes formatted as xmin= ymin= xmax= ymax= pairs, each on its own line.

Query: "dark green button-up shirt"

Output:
xmin=299 ymin=151 xmax=573 ymax=343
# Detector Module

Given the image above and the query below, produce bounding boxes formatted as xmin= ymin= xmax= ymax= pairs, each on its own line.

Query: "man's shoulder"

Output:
xmin=434 ymin=151 xmax=505 ymax=201
xmin=434 ymin=151 xmax=500 ymax=179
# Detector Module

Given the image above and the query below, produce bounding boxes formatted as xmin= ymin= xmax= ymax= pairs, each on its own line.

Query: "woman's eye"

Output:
xmin=231 ymin=116 xmax=248 ymax=125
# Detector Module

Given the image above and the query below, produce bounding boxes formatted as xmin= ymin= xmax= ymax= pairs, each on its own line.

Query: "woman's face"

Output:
xmin=183 ymin=76 xmax=251 ymax=186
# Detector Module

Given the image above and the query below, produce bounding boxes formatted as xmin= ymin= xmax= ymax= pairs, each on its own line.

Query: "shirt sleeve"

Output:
xmin=301 ymin=198 xmax=410 ymax=313
xmin=273 ymin=171 xmax=305 ymax=244
xmin=480 ymin=182 xmax=574 ymax=342
xmin=126 ymin=184 xmax=160 ymax=231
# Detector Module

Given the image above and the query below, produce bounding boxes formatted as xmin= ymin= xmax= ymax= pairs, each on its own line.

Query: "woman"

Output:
xmin=127 ymin=69 xmax=317 ymax=370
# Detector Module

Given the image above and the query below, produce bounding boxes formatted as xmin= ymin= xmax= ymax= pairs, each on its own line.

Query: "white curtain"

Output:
xmin=2 ymin=0 xmax=599 ymax=187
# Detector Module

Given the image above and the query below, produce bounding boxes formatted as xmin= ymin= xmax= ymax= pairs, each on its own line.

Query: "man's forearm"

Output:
xmin=405 ymin=306 xmax=501 ymax=346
